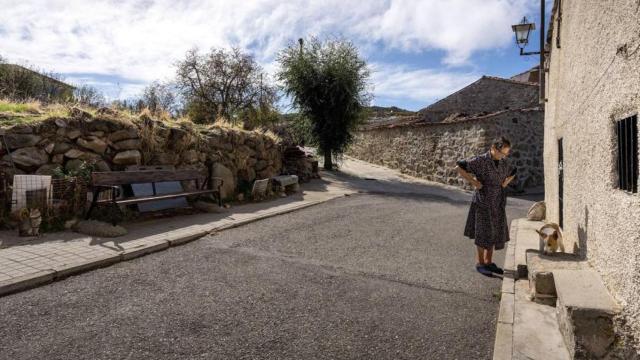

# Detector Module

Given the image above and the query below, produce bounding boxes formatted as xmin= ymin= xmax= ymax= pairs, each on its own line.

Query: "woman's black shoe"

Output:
xmin=486 ymin=263 xmax=504 ymax=275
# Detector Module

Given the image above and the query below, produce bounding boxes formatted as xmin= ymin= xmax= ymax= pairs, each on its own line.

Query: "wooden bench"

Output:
xmin=85 ymin=169 xmax=223 ymax=224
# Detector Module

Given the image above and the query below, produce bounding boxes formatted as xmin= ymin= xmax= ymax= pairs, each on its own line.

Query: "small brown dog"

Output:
xmin=535 ymin=223 xmax=565 ymax=254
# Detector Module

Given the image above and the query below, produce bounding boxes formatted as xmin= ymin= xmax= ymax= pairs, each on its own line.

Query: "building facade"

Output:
xmin=545 ymin=0 xmax=640 ymax=349
xmin=348 ymin=75 xmax=544 ymax=191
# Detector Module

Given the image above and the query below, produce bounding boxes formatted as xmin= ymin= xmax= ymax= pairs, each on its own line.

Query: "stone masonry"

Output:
xmin=347 ymin=108 xmax=544 ymax=191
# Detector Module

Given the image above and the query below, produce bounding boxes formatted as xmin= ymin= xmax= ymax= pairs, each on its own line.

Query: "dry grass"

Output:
xmin=0 ymin=98 xmax=72 ymax=126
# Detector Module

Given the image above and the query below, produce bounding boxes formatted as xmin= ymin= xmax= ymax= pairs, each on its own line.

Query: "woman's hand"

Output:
xmin=502 ymin=175 xmax=516 ymax=188
xmin=471 ymin=179 xmax=483 ymax=190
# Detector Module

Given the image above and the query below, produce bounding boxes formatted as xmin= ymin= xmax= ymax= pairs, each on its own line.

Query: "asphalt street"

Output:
xmin=0 ymin=171 xmax=534 ymax=360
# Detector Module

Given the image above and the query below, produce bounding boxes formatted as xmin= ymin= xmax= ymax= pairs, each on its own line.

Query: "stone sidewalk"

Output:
xmin=493 ymin=218 xmax=571 ymax=360
xmin=0 ymin=176 xmax=355 ymax=296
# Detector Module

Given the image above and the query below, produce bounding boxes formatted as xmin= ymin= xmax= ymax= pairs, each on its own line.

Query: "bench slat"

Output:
xmin=92 ymin=170 xmax=204 ymax=186
xmin=96 ymin=189 xmax=217 ymax=205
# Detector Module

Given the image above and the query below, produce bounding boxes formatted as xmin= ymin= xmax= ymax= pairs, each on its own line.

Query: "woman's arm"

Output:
xmin=502 ymin=175 xmax=516 ymax=188
xmin=456 ymin=166 xmax=482 ymax=189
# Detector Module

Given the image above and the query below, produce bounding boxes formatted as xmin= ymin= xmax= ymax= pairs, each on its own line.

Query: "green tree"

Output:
xmin=277 ymin=37 xmax=371 ymax=170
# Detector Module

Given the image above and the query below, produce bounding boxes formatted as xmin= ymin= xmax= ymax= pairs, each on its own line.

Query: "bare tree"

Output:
xmin=175 ymin=47 xmax=277 ymax=124
xmin=141 ymin=81 xmax=178 ymax=116
xmin=73 ymin=85 xmax=106 ymax=107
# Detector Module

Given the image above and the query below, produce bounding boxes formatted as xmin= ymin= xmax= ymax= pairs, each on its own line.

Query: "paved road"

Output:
xmin=0 ymin=166 xmax=534 ymax=360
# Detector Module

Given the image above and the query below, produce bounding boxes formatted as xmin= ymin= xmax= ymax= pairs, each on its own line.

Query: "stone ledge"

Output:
xmin=554 ymin=269 xmax=621 ymax=359
xmin=526 ymin=250 xmax=587 ymax=304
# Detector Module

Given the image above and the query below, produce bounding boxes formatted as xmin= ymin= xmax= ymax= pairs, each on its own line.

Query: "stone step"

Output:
xmin=554 ymin=269 xmax=621 ymax=359
xmin=525 ymin=250 xmax=587 ymax=305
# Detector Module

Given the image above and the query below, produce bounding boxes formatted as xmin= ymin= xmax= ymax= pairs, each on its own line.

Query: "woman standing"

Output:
xmin=456 ymin=137 xmax=516 ymax=277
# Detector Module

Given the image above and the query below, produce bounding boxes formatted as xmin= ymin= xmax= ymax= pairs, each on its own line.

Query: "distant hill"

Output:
xmin=367 ymin=106 xmax=415 ymax=118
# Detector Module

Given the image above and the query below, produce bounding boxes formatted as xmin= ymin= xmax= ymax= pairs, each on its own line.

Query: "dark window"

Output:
xmin=616 ymin=115 xmax=638 ymax=193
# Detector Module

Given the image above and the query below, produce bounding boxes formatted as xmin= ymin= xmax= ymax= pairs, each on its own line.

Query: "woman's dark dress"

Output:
xmin=458 ymin=152 xmax=513 ymax=250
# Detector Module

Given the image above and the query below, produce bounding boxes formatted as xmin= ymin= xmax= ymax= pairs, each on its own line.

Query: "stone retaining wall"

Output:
xmin=347 ymin=108 xmax=544 ymax=190
xmin=0 ymin=109 xmax=282 ymax=199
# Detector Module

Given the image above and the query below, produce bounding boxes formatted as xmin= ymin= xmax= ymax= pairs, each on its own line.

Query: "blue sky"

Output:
xmin=0 ymin=0 xmax=549 ymax=111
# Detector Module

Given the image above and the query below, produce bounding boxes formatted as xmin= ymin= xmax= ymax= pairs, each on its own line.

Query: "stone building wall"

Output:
xmin=418 ymin=76 xmax=539 ymax=123
xmin=545 ymin=0 xmax=640 ymax=350
xmin=347 ymin=108 xmax=544 ymax=190
xmin=0 ymin=109 xmax=282 ymax=200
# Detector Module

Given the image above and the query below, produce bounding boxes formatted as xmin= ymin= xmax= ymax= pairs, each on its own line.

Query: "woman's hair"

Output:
xmin=492 ymin=136 xmax=511 ymax=150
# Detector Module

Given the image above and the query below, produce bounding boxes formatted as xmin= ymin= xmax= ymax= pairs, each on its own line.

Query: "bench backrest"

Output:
xmin=91 ymin=170 xmax=204 ymax=186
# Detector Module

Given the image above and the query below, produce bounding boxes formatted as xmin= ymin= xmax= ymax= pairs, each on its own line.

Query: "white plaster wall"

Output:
xmin=544 ymin=0 xmax=640 ymax=349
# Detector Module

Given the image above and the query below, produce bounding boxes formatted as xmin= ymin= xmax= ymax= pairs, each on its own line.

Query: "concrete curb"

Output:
xmin=493 ymin=220 xmax=519 ymax=360
xmin=0 ymin=195 xmax=346 ymax=297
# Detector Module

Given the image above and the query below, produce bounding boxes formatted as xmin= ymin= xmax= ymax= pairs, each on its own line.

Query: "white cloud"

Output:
xmin=370 ymin=63 xmax=479 ymax=106
xmin=0 ymin=0 xmax=532 ymax=100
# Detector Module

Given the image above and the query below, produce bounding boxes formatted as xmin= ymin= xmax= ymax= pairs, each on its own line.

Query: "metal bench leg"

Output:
xmin=85 ymin=189 xmax=101 ymax=220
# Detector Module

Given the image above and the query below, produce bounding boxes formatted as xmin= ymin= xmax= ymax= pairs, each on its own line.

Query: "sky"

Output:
xmin=0 ymin=0 xmax=549 ymax=111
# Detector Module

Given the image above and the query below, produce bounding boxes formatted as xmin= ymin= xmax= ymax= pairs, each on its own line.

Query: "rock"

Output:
xmin=79 ymin=152 xmax=102 ymax=161
xmin=90 ymin=131 xmax=104 ymax=137
xmin=52 ymin=142 xmax=72 ymax=155
xmin=51 ymin=154 xmax=64 ymax=164
xmin=193 ymin=200 xmax=225 ymax=213
xmin=44 ymin=142 xmax=55 ymax=154
xmin=255 ymin=159 xmax=268 ymax=171
xmin=3 ymin=134 xmax=41 ymax=149
xmin=64 ymin=148 xmax=86 ymax=159
xmin=54 ymin=118 xmax=68 ymax=128
xmin=65 ymin=159 xmax=84 ymax=172
xmin=113 ymin=150 xmax=141 ymax=165
xmin=64 ymin=218 xmax=79 ymax=230
xmin=258 ymin=166 xmax=276 ymax=179
xmin=152 ymin=152 xmax=178 ymax=165
xmin=3 ymin=147 xmax=49 ymax=168
xmin=527 ymin=201 xmax=546 ymax=221
xmin=66 ymin=129 xmax=82 ymax=140
xmin=113 ymin=139 xmax=141 ymax=151
xmin=237 ymin=193 xmax=245 ymax=201
xmin=212 ymin=163 xmax=235 ymax=200
xmin=109 ymin=128 xmax=139 ymax=142
xmin=73 ymin=220 xmax=127 ymax=237
xmin=35 ymin=164 xmax=59 ymax=175
xmin=77 ymin=137 xmax=107 ymax=154
xmin=7 ymin=124 xmax=33 ymax=134
xmin=94 ymin=160 xmax=111 ymax=172
xmin=95 ymin=107 xmax=118 ymax=117
xmin=181 ymin=150 xmax=199 ymax=164
xmin=70 ymin=107 xmax=93 ymax=120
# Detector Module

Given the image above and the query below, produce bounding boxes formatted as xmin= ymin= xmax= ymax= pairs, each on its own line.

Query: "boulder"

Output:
xmin=113 ymin=150 xmax=141 ymax=165
xmin=66 ymin=129 xmax=82 ymax=140
xmin=90 ymin=131 xmax=105 ymax=137
xmin=212 ymin=163 xmax=235 ymax=200
xmin=113 ymin=139 xmax=141 ymax=151
xmin=109 ymin=128 xmax=139 ymax=142
xmin=77 ymin=137 xmax=107 ymax=154
xmin=54 ymin=118 xmax=68 ymax=128
xmin=44 ymin=142 xmax=55 ymax=154
xmin=52 ymin=142 xmax=73 ymax=155
xmin=3 ymin=134 xmax=41 ymax=149
xmin=64 ymin=149 xmax=86 ymax=159
xmin=35 ymin=164 xmax=59 ymax=175
xmin=4 ymin=147 xmax=49 ymax=168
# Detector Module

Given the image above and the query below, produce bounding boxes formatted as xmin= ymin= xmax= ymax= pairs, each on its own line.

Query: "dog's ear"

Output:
xmin=536 ymin=229 xmax=544 ymax=236
xmin=550 ymin=230 xmax=558 ymax=239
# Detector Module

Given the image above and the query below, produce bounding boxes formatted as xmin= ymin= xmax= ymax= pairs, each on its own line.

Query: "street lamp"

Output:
xmin=511 ymin=2 xmax=549 ymax=104
xmin=512 ymin=17 xmax=536 ymax=54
